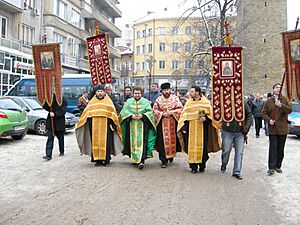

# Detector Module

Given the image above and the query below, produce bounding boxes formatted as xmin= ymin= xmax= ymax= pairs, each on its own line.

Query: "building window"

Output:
xmin=158 ymin=27 xmax=165 ymax=35
xmin=184 ymin=60 xmax=191 ymax=69
xmin=142 ymin=62 xmax=145 ymax=70
xmin=70 ymin=38 xmax=79 ymax=57
xmin=129 ymin=62 xmax=133 ymax=70
xmin=148 ymin=43 xmax=152 ymax=53
xmin=142 ymin=45 xmax=145 ymax=54
xmin=136 ymin=46 xmax=140 ymax=55
xmin=136 ymin=31 xmax=141 ymax=39
xmin=159 ymin=60 xmax=165 ymax=69
xmin=136 ymin=62 xmax=140 ymax=71
xmin=172 ymin=42 xmax=178 ymax=52
xmin=148 ymin=28 xmax=152 ymax=36
xmin=172 ymin=27 xmax=178 ymax=35
xmin=172 ymin=60 xmax=179 ymax=70
xmin=185 ymin=42 xmax=191 ymax=52
xmin=71 ymin=9 xmax=80 ymax=28
xmin=24 ymin=0 xmax=35 ymax=8
xmin=22 ymin=25 xmax=35 ymax=46
xmin=159 ymin=43 xmax=166 ymax=52
xmin=56 ymin=0 xmax=67 ymax=20
xmin=185 ymin=26 xmax=192 ymax=35
xmin=54 ymin=33 xmax=66 ymax=53
xmin=142 ymin=30 xmax=146 ymax=37
xmin=0 ymin=16 xmax=7 ymax=38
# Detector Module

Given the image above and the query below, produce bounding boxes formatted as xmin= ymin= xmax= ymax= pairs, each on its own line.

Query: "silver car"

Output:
xmin=9 ymin=96 xmax=77 ymax=135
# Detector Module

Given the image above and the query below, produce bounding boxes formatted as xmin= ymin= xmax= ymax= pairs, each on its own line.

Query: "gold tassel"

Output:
xmin=226 ymin=122 xmax=230 ymax=126
xmin=239 ymin=121 xmax=242 ymax=126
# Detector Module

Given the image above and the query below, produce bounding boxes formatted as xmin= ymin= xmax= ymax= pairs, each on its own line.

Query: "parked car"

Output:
xmin=9 ymin=96 xmax=77 ymax=135
xmin=288 ymin=101 xmax=300 ymax=137
xmin=0 ymin=97 xmax=28 ymax=140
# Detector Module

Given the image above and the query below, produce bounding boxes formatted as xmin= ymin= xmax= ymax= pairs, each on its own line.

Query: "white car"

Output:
xmin=9 ymin=96 xmax=78 ymax=135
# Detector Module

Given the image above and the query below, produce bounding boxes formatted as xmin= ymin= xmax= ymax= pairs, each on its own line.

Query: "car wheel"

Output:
xmin=35 ymin=120 xmax=48 ymax=136
xmin=11 ymin=133 xmax=26 ymax=140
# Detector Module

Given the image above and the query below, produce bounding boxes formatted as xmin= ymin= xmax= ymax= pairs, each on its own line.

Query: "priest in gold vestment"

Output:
xmin=75 ymin=85 xmax=123 ymax=166
xmin=177 ymin=85 xmax=221 ymax=173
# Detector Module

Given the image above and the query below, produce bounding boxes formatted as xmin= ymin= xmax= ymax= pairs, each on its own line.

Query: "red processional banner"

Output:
xmin=86 ymin=34 xmax=112 ymax=86
xmin=211 ymin=46 xmax=244 ymax=123
xmin=32 ymin=43 xmax=62 ymax=106
xmin=282 ymin=30 xmax=300 ymax=102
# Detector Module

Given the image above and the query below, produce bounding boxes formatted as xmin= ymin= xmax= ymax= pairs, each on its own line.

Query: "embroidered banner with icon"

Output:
xmin=32 ymin=43 xmax=62 ymax=106
xmin=211 ymin=46 xmax=244 ymax=123
xmin=282 ymin=30 xmax=300 ymax=102
xmin=86 ymin=34 xmax=112 ymax=86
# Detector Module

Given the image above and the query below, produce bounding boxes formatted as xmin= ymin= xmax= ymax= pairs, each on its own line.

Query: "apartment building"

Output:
xmin=133 ymin=17 xmax=216 ymax=93
xmin=115 ymin=46 xmax=133 ymax=92
xmin=0 ymin=0 xmax=122 ymax=95
xmin=0 ymin=0 xmax=42 ymax=95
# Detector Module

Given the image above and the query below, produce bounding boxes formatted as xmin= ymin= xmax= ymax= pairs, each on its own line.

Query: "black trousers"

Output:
xmin=45 ymin=130 xmax=64 ymax=158
xmin=254 ymin=117 xmax=262 ymax=136
xmin=268 ymin=135 xmax=287 ymax=169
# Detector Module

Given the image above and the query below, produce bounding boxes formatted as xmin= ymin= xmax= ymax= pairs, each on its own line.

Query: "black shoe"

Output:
xmin=267 ymin=169 xmax=275 ymax=176
xmin=42 ymin=156 xmax=51 ymax=160
xmin=138 ymin=163 xmax=144 ymax=169
xmin=95 ymin=162 xmax=102 ymax=167
xmin=168 ymin=158 xmax=174 ymax=163
xmin=256 ymin=135 xmax=259 ymax=138
xmin=233 ymin=174 xmax=243 ymax=180
xmin=275 ymin=168 xmax=282 ymax=173
xmin=161 ymin=163 xmax=167 ymax=168
xmin=199 ymin=167 xmax=205 ymax=173
xmin=191 ymin=169 xmax=197 ymax=174
xmin=221 ymin=165 xmax=226 ymax=172
xmin=59 ymin=153 xmax=64 ymax=157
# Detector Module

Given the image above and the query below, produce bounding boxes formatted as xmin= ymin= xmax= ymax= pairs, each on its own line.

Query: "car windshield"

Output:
xmin=0 ymin=98 xmax=22 ymax=110
xmin=24 ymin=98 xmax=43 ymax=110
xmin=292 ymin=103 xmax=300 ymax=112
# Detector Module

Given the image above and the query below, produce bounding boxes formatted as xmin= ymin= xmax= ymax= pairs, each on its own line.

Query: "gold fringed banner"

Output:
xmin=86 ymin=34 xmax=112 ymax=86
xmin=282 ymin=30 xmax=300 ymax=103
xmin=32 ymin=43 xmax=62 ymax=106
xmin=211 ymin=46 xmax=244 ymax=123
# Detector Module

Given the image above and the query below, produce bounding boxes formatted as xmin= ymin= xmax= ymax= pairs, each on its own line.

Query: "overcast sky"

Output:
xmin=117 ymin=0 xmax=300 ymax=30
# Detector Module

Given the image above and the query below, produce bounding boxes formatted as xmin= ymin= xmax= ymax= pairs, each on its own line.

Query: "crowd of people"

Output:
xmin=41 ymin=82 xmax=292 ymax=180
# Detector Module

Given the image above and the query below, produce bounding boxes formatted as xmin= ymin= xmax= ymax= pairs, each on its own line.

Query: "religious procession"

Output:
xmin=30 ymin=22 xmax=299 ymax=182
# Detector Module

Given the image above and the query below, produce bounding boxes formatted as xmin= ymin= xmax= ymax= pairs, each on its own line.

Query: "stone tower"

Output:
xmin=236 ymin=0 xmax=287 ymax=95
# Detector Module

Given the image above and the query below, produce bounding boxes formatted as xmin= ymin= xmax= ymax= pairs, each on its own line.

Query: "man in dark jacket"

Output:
xmin=220 ymin=101 xmax=252 ymax=180
xmin=143 ymin=83 xmax=161 ymax=106
xmin=252 ymin=93 xmax=265 ymax=138
xmin=42 ymin=96 xmax=67 ymax=160
xmin=261 ymin=83 xmax=292 ymax=176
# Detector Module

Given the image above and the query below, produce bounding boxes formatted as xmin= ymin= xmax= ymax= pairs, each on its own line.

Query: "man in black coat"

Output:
xmin=42 ymin=96 xmax=67 ymax=160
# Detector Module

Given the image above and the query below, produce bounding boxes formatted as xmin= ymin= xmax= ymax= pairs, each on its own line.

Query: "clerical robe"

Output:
xmin=119 ymin=97 xmax=156 ymax=163
xmin=177 ymin=96 xmax=221 ymax=164
xmin=153 ymin=95 xmax=183 ymax=161
xmin=75 ymin=95 xmax=123 ymax=162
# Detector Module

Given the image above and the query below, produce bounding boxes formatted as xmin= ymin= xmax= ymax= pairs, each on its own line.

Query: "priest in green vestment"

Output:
xmin=119 ymin=87 xmax=156 ymax=169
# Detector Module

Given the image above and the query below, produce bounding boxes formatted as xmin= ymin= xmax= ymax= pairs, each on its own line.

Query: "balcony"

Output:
xmin=0 ymin=0 xmax=23 ymax=12
xmin=78 ymin=58 xmax=90 ymax=70
xmin=0 ymin=37 xmax=21 ymax=51
xmin=94 ymin=0 xmax=122 ymax=18
xmin=109 ymin=45 xmax=121 ymax=58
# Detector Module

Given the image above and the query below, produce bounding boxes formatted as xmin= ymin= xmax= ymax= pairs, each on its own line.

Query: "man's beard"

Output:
xmin=163 ymin=93 xmax=170 ymax=98
xmin=96 ymin=95 xmax=104 ymax=100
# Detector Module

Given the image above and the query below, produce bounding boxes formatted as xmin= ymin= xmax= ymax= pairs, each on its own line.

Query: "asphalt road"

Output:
xmin=0 ymin=128 xmax=299 ymax=225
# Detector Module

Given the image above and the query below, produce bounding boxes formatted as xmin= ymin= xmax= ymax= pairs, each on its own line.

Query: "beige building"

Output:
xmin=115 ymin=46 xmax=133 ymax=93
xmin=133 ymin=17 xmax=212 ymax=93
xmin=236 ymin=0 xmax=287 ymax=95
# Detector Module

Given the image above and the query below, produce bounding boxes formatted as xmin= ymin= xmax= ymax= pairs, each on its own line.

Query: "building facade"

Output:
xmin=236 ymin=0 xmax=287 ymax=95
xmin=0 ymin=0 xmax=122 ymax=96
